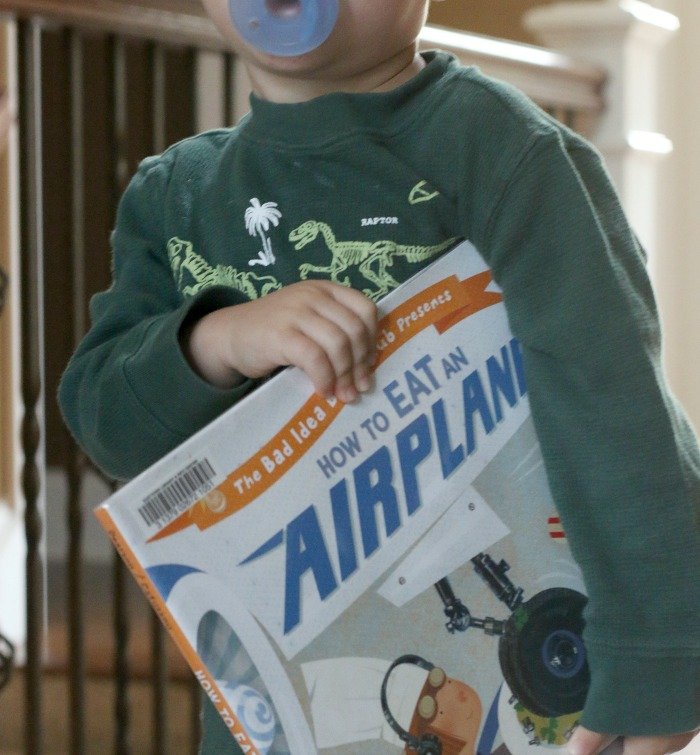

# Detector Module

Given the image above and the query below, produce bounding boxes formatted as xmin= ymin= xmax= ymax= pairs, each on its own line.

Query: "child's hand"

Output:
xmin=568 ymin=725 xmax=698 ymax=755
xmin=183 ymin=280 xmax=378 ymax=402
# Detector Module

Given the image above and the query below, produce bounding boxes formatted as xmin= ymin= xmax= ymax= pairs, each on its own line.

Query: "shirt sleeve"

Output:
xmin=58 ymin=156 xmax=255 ymax=482
xmin=480 ymin=129 xmax=700 ymax=735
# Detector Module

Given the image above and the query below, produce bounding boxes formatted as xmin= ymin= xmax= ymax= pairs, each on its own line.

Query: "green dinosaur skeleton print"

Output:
xmin=289 ymin=220 xmax=458 ymax=301
xmin=167 ymin=224 xmax=458 ymax=302
xmin=167 ymin=238 xmax=282 ymax=299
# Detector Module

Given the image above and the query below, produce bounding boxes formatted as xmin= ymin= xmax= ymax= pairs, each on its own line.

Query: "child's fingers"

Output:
xmin=621 ymin=731 xmax=698 ymax=755
xmin=217 ymin=280 xmax=379 ymax=400
xmin=297 ymin=316 xmax=357 ymax=400
xmin=279 ymin=327 xmax=338 ymax=398
xmin=325 ymin=283 xmax=378 ymax=347
xmin=567 ymin=727 xmax=617 ymax=755
xmin=305 ymin=284 xmax=378 ymax=400
xmin=337 ymin=354 xmax=375 ymax=403
xmin=281 ymin=315 xmax=363 ymax=401
xmin=353 ymin=362 xmax=373 ymax=393
xmin=325 ymin=284 xmax=378 ymax=399
xmin=309 ymin=294 xmax=375 ymax=370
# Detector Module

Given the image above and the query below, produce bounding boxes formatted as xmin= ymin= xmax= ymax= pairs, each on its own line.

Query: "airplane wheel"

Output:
xmin=499 ymin=588 xmax=589 ymax=717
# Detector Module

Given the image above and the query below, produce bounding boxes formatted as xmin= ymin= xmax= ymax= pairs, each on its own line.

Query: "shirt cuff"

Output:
xmin=123 ymin=287 xmax=258 ymax=439
xmin=581 ymin=649 xmax=699 ymax=736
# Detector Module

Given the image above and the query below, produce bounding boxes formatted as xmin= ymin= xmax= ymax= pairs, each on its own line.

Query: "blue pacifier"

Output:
xmin=229 ymin=0 xmax=340 ymax=57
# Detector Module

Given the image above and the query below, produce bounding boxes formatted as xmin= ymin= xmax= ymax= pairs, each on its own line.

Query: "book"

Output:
xmin=96 ymin=240 xmax=590 ymax=755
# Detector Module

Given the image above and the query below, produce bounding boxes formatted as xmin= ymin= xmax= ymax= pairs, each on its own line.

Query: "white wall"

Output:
xmin=654 ymin=0 xmax=700 ymax=431
xmin=0 ymin=20 xmax=26 ymax=655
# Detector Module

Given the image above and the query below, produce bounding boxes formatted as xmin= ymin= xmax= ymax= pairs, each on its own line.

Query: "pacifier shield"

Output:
xmin=229 ymin=0 xmax=340 ymax=56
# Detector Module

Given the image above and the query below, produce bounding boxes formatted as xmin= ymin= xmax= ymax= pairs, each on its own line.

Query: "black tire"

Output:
xmin=499 ymin=588 xmax=589 ymax=717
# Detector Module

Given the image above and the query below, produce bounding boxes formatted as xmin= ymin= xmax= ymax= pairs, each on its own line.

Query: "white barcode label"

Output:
xmin=139 ymin=459 xmax=216 ymax=528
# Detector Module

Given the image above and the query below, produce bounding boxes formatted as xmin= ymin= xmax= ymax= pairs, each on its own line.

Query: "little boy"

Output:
xmin=59 ymin=1 xmax=699 ymax=753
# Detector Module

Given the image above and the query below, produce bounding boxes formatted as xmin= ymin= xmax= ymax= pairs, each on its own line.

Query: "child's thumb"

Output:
xmin=567 ymin=726 xmax=618 ymax=755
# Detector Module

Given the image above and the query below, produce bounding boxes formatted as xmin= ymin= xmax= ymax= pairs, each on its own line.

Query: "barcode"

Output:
xmin=139 ymin=459 xmax=216 ymax=528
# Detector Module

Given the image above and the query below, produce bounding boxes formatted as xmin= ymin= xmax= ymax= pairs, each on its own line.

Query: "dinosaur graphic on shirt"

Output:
xmin=167 ymin=238 xmax=282 ymax=299
xmin=289 ymin=220 xmax=457 ymax=301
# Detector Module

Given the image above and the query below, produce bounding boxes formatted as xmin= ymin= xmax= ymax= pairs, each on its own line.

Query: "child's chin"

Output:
xmin=249 ymin=44 xmax=333 ymax=74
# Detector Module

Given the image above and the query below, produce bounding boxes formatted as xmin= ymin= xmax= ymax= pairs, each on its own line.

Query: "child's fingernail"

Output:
xmin=338 ymin=387 xmax=358 ymax=404
xmin=357 ymin=374 xmax=372 ymax=392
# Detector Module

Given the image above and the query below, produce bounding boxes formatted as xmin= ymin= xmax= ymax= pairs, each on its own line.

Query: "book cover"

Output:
xmin=96 ymin=240 xmax=590 ymax=755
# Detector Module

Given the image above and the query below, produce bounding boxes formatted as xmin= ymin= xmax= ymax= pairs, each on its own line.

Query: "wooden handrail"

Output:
xmin=0 ymin=0 xmax=220 ymax=50
xmin=0 ymin=0 xmax=606 ymax=114
xmin=420 ymin=25 xmax=605 ymax=113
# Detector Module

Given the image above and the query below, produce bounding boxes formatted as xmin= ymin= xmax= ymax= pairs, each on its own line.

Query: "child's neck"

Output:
xmin=246 ymin=47 xmax=426 ymax=104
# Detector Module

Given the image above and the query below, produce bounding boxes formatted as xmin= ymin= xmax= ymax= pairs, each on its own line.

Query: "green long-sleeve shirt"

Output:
xmin=59 ymin=52 xmax=699 ymax=740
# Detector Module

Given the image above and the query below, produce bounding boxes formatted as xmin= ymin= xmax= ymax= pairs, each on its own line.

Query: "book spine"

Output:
xmin=94 ymin=507 xmax=261 ymax=755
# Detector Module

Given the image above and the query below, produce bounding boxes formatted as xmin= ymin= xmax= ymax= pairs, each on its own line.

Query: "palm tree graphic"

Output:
xmin=245 ymin=198 xmax=282 ymax=266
